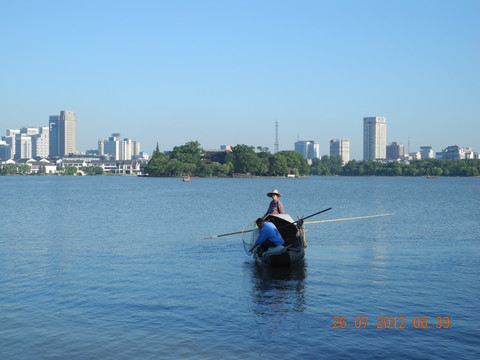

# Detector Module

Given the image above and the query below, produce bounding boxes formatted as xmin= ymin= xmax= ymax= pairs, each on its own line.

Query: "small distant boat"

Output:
xmin=247 ymin=214 xmax=307 ymax=267
xmin=426 ymin=174 xmax=438 ymax=179
xmin=182 ymin=175 xmax=191 ymax=182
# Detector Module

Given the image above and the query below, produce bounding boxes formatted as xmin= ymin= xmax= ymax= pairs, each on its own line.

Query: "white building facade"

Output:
xmin=99 ymin=133 xmax=141 ymax=160
xmin=363 ymin=116 xmax=386 ymax=161
xmin=50 ymin=110 xmax=77 ymax=156
xmin=420 ymin=146 xmax=434 ymax=159
xmin=32 ymin=127 xmax=49 ymax=158
xmin=294 ymin=140 xmax=320 ymax=160
xmin=330 ymin=139 xmax=350 ymax=163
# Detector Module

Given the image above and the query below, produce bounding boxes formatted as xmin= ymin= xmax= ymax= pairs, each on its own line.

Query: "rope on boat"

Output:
xmin=304 ymin=213 xmax=394 ymax=224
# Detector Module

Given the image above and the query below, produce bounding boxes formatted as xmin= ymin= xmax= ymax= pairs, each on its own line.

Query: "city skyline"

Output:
xmin=1 ymin=113 xmax=477 ymax=161
xmin=1 ymin=1 xmax=479 ymax=160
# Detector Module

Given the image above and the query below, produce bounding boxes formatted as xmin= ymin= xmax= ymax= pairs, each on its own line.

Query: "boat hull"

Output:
xmin=253 ymin=213 xmax=307 ymax=267
xmin=255 ymin=247 xmax=305 ymax=267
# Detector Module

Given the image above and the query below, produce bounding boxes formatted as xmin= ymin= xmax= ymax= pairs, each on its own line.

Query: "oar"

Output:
xmin=204 ymin=207 xmax=332 ymax=239
xmin=304 ymin=212 xmax=394 ymax=224
xmin=296 ymin=207 xmax=332 ymax=223
xmin=205 ymin=228 xmax=255 ymax=239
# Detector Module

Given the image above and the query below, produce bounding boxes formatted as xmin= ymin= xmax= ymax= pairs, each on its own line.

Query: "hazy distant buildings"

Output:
xmin=14 ymin=133 xmax=32 ymax=160
xmin=330 ymin=139 xmax=350 ymax=163
xmin=1 ymin=129 xmax=20 ymax=159
xmin=420 ymin=146 xmax=434 ymax=159
xmin=99 ymin=133 xmax=140 ymax=160
xmin=363 ymin=116 xmax=386 ymax=160
xmin=49 ymin=115 xmax=59 ymax=156
xmin=464 ymin=147 xmax=477 ymax=159
xmin=49 ymin=110 xmax=77 ymax=156
xmin=442 ymin=145 xmax=464 ymax=160
xmin=386 ymin=141 xmax=404 ymax=160
xmin=1 ymin=127 xmax=49 ymax=160
xmin=295 ymin=140 xmax=320 ymax=160
xmin=0 ymin=141 xmax=11 ymax=160
xmin=32 ymin=126 xmax=49 ymax=158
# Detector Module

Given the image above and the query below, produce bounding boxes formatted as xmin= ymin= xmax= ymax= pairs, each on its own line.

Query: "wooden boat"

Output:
xmin=251 ymin=213 xmax=306 ymax=267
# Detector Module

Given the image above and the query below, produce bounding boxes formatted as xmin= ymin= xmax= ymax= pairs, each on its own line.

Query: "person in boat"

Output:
xmin=264 ymin=189 xmax=285 ymax=216
xmin=249 ymin=218 xmax=284 ymax=256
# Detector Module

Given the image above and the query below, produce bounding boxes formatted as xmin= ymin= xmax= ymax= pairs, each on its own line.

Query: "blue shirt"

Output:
xmin=255 ymin=222 xmax=284 ymax=246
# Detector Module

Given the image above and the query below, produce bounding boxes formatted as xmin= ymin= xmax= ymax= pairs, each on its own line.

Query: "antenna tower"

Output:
xmin=274 ymin=120 xmax=279 ymax=153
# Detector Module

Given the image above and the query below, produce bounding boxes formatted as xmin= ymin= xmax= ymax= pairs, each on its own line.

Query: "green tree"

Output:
xmin=63 ymin=166 xmax=77 ymax=176
xmin=18 ymin=164 xmax=31 ymax=175
xmin=81 ymin=166 xmax=104 ymax=175
xmin=342 ymin=160 xmax=359 ymax=176
xmin=269 ymin=153 xmax=289 ymax=176
xmin=145 ymin=143 xmax=170 ymax=176
xmin=1 ymin=164 xmax=18 ymax=175
xmin=278 ymin=151 xmax=309 ymax=176
xmin=171 ymin=141 xmax=203 ymax=166
xmin=227 ymin=144 xmax=267 ymax=175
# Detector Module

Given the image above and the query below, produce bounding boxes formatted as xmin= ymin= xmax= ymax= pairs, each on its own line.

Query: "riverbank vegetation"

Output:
xmin=2 ymin=141 xmax=479 ymax=176
xmin=144 ymin=141 xmax=310 ymax=177
xmin=144 ymin=141 xmax=480 ymax=177
xmin=312 ymin=157 xmax=480 ymax=176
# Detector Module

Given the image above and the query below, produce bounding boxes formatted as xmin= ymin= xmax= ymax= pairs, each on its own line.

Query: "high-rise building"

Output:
xmin=99 ymin=133 xmax=141 ymax=160
xmin=330 ymin=139 xmax=350 ymax=164
xmin=386 ymin=142 xmax=404 ymax=160
xmin=49 ymin=110 xmax=77 ymax=156
xmin=1 ymin=129 xmax=20 ymax=159
xmin=14 ymin=134 xmax=32 ymax=160
xmin=442 ymin=145 xmax=465 ymax=160
xmin=363 ymin=116 xmax=386 ymax=160
xmin=49 ymin=115 xmax=59 ymax=156
xmin=12 ymin=127 xmax=42 ymax=160
xmin=420 ymin=146 xmax=434 ymax=159
xmin=32 ymin=127 xmax=49 ymax=158
xmin=0 ymin=141 xmax=11 ymax=160
xmin=294 ymin=140 xmax=319 ymax=160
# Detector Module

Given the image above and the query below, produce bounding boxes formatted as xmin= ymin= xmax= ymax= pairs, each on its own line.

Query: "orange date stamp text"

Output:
xmin=332 ymin=316 xmax=450 ymax=329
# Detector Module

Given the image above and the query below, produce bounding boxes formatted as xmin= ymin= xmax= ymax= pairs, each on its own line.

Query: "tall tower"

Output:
xmin=363 ymin=117 xmax=386 ymax=160
xmin=59 ymin=110 xmax=77 ymax=155
xmin=330 ymin=139 xmax=350 ymax=164
xmin=50 ymin=111 xmax=77 ymax=156
xmin=49 ymin=115 xmax=59 ymax=156
xmin=274 ymin=121 xmax=279 ymax=153
xmin=295 ymin=140 xmax=319 ymax=159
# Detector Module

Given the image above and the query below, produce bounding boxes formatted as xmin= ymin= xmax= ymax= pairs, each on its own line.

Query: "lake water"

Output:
xmin=0 ymin=176 xmax=479 ymax=359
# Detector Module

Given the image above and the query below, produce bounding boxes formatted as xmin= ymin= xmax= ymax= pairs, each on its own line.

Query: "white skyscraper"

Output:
xmin=2 ymin=129 xmax=20 ymax=159
xmin=32 ymin=127 xmax=50 ymax=158
xmin=59 ymin=110 xmax=77 ymax=155
xmin=294 ymin=140 xmax=320 ymax=160
xmin=99 ymin=133 xmax=141 ymax=160
xmin=330 ymin=139 xmax=350 ymax=164
xmin=363 ymin=117 xmax=386 ymax=160
xmin=49 ymin=110 xmax=77 ymax=156
xmin=420 ymin=146 xmax=434 ymax=159
xmin=14 ymin=134 xmax=32 ymax=160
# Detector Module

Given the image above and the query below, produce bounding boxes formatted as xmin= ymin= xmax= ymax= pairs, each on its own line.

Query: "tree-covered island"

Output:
xmin=143 ymin=141 xmax=480 ymax=177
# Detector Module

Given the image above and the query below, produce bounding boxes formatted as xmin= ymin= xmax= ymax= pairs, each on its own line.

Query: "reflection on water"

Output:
xmin=248 ymin=260 xmax=307 ymax=316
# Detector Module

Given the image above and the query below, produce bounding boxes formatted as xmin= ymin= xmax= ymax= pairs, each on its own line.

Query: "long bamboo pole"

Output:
xmin=304 ymin=213 xmax=394 ymax=224
xmin=205 ymin=207 xmax=332 ymax=239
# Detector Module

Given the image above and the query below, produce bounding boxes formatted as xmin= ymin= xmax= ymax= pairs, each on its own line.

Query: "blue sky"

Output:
xmin=1 ymin=0 xmax=479 ymax=160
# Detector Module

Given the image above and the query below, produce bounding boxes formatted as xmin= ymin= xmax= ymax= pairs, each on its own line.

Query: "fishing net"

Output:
xmin=242 ymin=221 xmax=259 ymax=255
